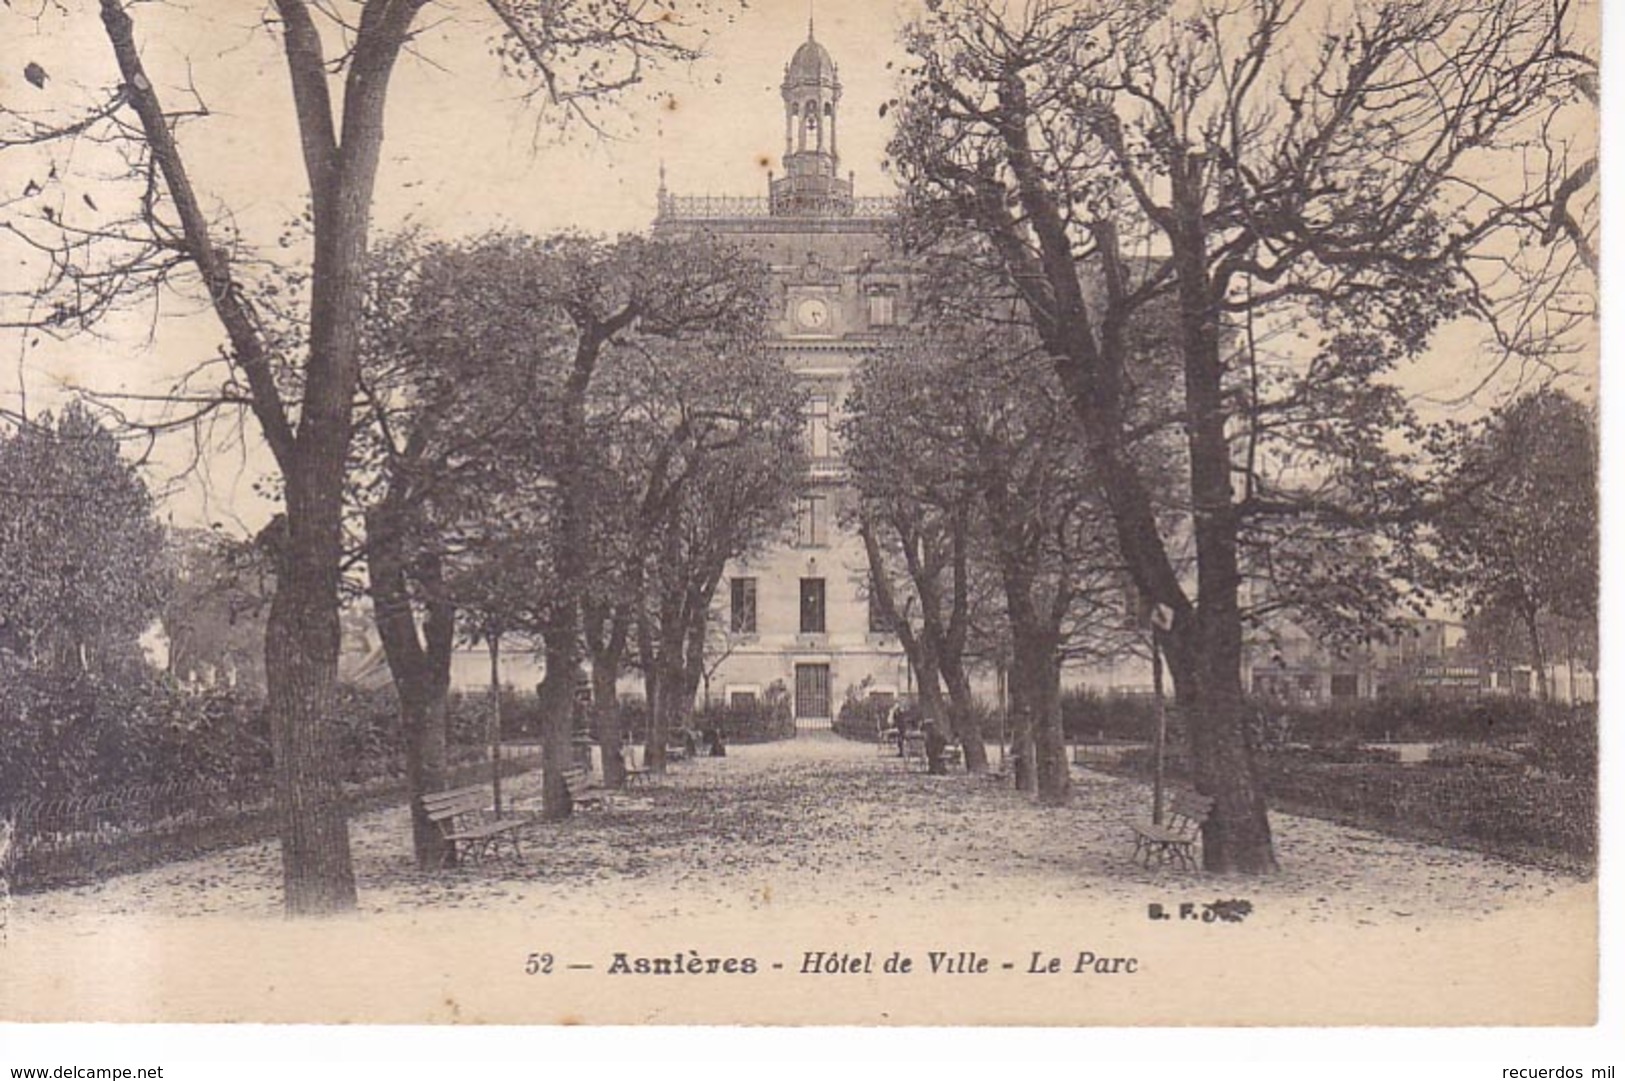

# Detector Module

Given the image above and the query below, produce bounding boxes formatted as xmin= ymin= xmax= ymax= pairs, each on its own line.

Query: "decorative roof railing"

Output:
xmin=657 ymin=192 xmax=898 ymax=220
xmin=850 ymin=196 xmax=901 ymax=216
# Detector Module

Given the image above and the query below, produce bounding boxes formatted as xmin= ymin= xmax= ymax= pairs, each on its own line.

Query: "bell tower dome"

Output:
xmin=771 ymin=20 xmax=854 ymax=216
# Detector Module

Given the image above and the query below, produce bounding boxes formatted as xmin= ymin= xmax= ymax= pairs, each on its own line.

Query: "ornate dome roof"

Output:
xmin=786 ymin=26 xmax=838 ymax=85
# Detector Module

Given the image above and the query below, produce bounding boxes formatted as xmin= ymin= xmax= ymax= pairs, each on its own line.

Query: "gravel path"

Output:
xmin=13 ymin=735 xmax=1580 ymax=929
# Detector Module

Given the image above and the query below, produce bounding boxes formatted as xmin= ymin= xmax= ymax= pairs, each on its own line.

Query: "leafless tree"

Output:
xmin=2 ymin=0 xmax=710 ymax=914
xmin=890 ymin=0 xmax=1595 ymax=872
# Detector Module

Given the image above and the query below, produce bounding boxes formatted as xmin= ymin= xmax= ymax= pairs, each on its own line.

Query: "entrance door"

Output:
xmin=795 ymin=663 xmax=831 ymax=730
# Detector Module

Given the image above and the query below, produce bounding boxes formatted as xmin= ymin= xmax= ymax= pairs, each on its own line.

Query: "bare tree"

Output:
xmin=2 ymin=1 xmax=707 ymax=913
xmin=350 ymin=232 xmax=549 ymax=869
xmin=890 ymin=0 xmax=1594 ymax=871
xmin=848 ymin=309 xmax=1136 ymax=798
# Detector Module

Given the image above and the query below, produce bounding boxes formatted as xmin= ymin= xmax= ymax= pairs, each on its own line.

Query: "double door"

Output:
xmin=794 ymin=663 xmax=831 ymax=728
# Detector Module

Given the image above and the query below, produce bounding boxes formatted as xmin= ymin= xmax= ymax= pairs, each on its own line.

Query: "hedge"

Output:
xmin=0 ymin=660 xmax=510 ymax=805
xmin=834 ymin=694 xmax=893 ymax=742
xmin=1095 ymin=742 xmax=1595 ymax=873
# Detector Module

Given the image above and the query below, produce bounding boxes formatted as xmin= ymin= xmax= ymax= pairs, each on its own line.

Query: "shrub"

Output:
xmin=834 ymin=693 xmax=893 ymax=742
xmin=1425 ymin=743 xmax=1528 ymax=769
xmin=0 ymin=658 xmax=272 ymax=801
xmin=1060 ymin=689 xmax=1176 ymax=743
xmin=1270 ymin=743 xmax=1404 ymax=766
xmin=617 ymin=696 xmax=651 ymax=743
xmin=1523 ymin=706 xmax=1596 ymax=779
xmin=1088 ymin=731 xmax=1595 ymax=871
xmin=1248 ymin=693 xmax=1574 ymax=747
xmin=444 ymin=687 xmax=545 ymax=743
xmin=0 ymin=660 xmax=529 ymax=805
xmin=692 ymin=691 xmax=795 ymax=744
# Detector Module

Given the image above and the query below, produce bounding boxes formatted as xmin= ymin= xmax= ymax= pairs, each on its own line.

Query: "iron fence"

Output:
xmin=1 ymin=744 xmax=541 ymax=891
xmin=657 ymin=193 xmax=899 ymax=220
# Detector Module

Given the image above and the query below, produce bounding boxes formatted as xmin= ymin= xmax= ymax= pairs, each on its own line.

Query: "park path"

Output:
xmin=13 ymin=734 xmax=1581 ymax=928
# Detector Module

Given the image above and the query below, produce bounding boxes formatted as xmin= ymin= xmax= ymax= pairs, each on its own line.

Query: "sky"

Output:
xmin=1 ymin=0 xmax=919 ymax=530
xmin=0 ymin=0 xmax=1600 ymax=534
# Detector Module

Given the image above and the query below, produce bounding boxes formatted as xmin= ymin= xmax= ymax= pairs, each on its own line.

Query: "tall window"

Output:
xmin=867 ymin=289 xmax=896 ymax=327
xmin=730 ymin=577 xmax=757 ymax=634
xmin=806 ymin=395 xmax=831 ymax=459
xmin=800 ymin=578 xmax=826 ymax=634
xmin=796 ymin=495 xmax=828 ymax=547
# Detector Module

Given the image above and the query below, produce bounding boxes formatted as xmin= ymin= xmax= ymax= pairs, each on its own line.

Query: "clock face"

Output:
xmin=795 ymin=296 xmax=831 ymax=330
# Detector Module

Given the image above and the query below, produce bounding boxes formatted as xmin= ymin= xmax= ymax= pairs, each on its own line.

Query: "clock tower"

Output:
xmin=651 ymin=26 xmax=916 ymax=730
xmin=770 ymin=21 xmax=854 ymax=217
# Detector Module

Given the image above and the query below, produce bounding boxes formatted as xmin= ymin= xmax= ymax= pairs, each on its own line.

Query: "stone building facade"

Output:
xmin=651 ymin=27 xmax=911 ymax=729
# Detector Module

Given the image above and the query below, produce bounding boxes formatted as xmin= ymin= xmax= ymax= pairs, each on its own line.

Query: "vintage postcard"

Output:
xmin=0 ymin=0 xmax=1600 ymax=1029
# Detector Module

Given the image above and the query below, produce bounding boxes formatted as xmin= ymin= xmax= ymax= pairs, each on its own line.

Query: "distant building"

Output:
xmin=1244 ymin=617 xmax=1595 ymax=704
xmin=649 ymin=26 xmax=911 ymax=728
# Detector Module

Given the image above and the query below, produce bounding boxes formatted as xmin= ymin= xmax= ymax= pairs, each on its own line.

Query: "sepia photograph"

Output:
xmin=0 ymin=0 xmax=1604 ymax=1041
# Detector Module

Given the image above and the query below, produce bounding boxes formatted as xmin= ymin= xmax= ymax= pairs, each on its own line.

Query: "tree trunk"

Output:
xmin=940 ymin=655 xmax=988 ymax=773
xmin=535 ymin=322 xmax=612 ymax=815
xmin=1164 ymin=620 xmax=1277 ymax=874
xmin=401 ymin=678 xmax=451 ymax=868
xmin=637 ymin=611 xmax=663 ymax=772
xmin=592 ymin=654 xmax=626 ymax=788
xmin=680 ymin=591 xmax=710 ymax=709
xmin=645 ymin=602 xmax=688 ymax=773
xmin=1166 ymin=183 xmax=1277 ymax=875
xmin=1008 ymin=616 xmax=1068 ymax=805
xmin=366 ymin=504 xmax=455 ymax=870
xmin=913 ymin=638 xmax=947 ymax=724
xmin=537 ymin=632 xmax=576 ymax=819
xmin=264 ymin=554 xmax=356 ymax=913
xmin=1008 ymin=685 xmax=1036 ymax=794
xmin=1523 ymin=602 xmax=1549 ymax=702
xmin=584 ymin=600 xmax=629 ymax=788
xmin=99 ymin=0 xmax=429 ymax=916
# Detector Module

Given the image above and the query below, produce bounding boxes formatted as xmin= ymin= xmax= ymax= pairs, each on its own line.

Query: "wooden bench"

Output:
xmin=562 ymin=765 xmax=611 ymax=810
xmin=914 ymin=742 xmax=965 ymax=773
xmin=420 ymin=785 xmax=527 ymax=869
xmin=1130 ymin=793 xmax=1214 ymax=871
xmin=622 ymin=751 xmax=651 ymax=787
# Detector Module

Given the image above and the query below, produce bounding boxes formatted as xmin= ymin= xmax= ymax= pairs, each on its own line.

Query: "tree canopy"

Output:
xmin=886 ymin=0 xmax=1595 ymax=872
xmin=1428 ymin=388 xmax=1596 ymax=695
xmin=0 ymin=404 xmax=165 ymax=673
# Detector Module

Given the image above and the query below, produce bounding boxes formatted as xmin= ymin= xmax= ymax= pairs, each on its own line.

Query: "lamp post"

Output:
xmin=486 ymin=626 xmax=504 ymax=817
xmin=902 ymin=594 xmax=916 ymax=703
xmin=1148 ymin=603 xmax=1174 ymax=826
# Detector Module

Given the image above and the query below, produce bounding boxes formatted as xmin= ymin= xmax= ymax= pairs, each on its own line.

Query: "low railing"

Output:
xmin=1 ymin=745 xmax=540 ymax=891
xmin=657 ymin=193 xmax=898 ymax=220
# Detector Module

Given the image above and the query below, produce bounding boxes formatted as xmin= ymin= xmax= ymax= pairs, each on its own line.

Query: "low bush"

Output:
xmin=1425 ymin=743 xmax=1527 ymax=770
xmin=0 ymin=660 xmax=516 ymax=804
xmin=1522 ymin=708 xmax=1596 ymax=780
xmin=1090 ymin=736 xmax=1594 ymax=872
xmin=834 ymin=693 xmax=893 ymax=742
xmin=1272 ymin=743 xmax=1404 ymax=766
xmin=0 ymin=659 xmax=272 ymax=801
xmin=444 ymin=686 xmax=547 ymax=740
xmin=691 ymin=687 xmax=795 ymax=744
xmin=1249 ymin=693 xmax=1586 ymax=747
xmin=1060 ymin=689 xmax=1174 ymax=743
